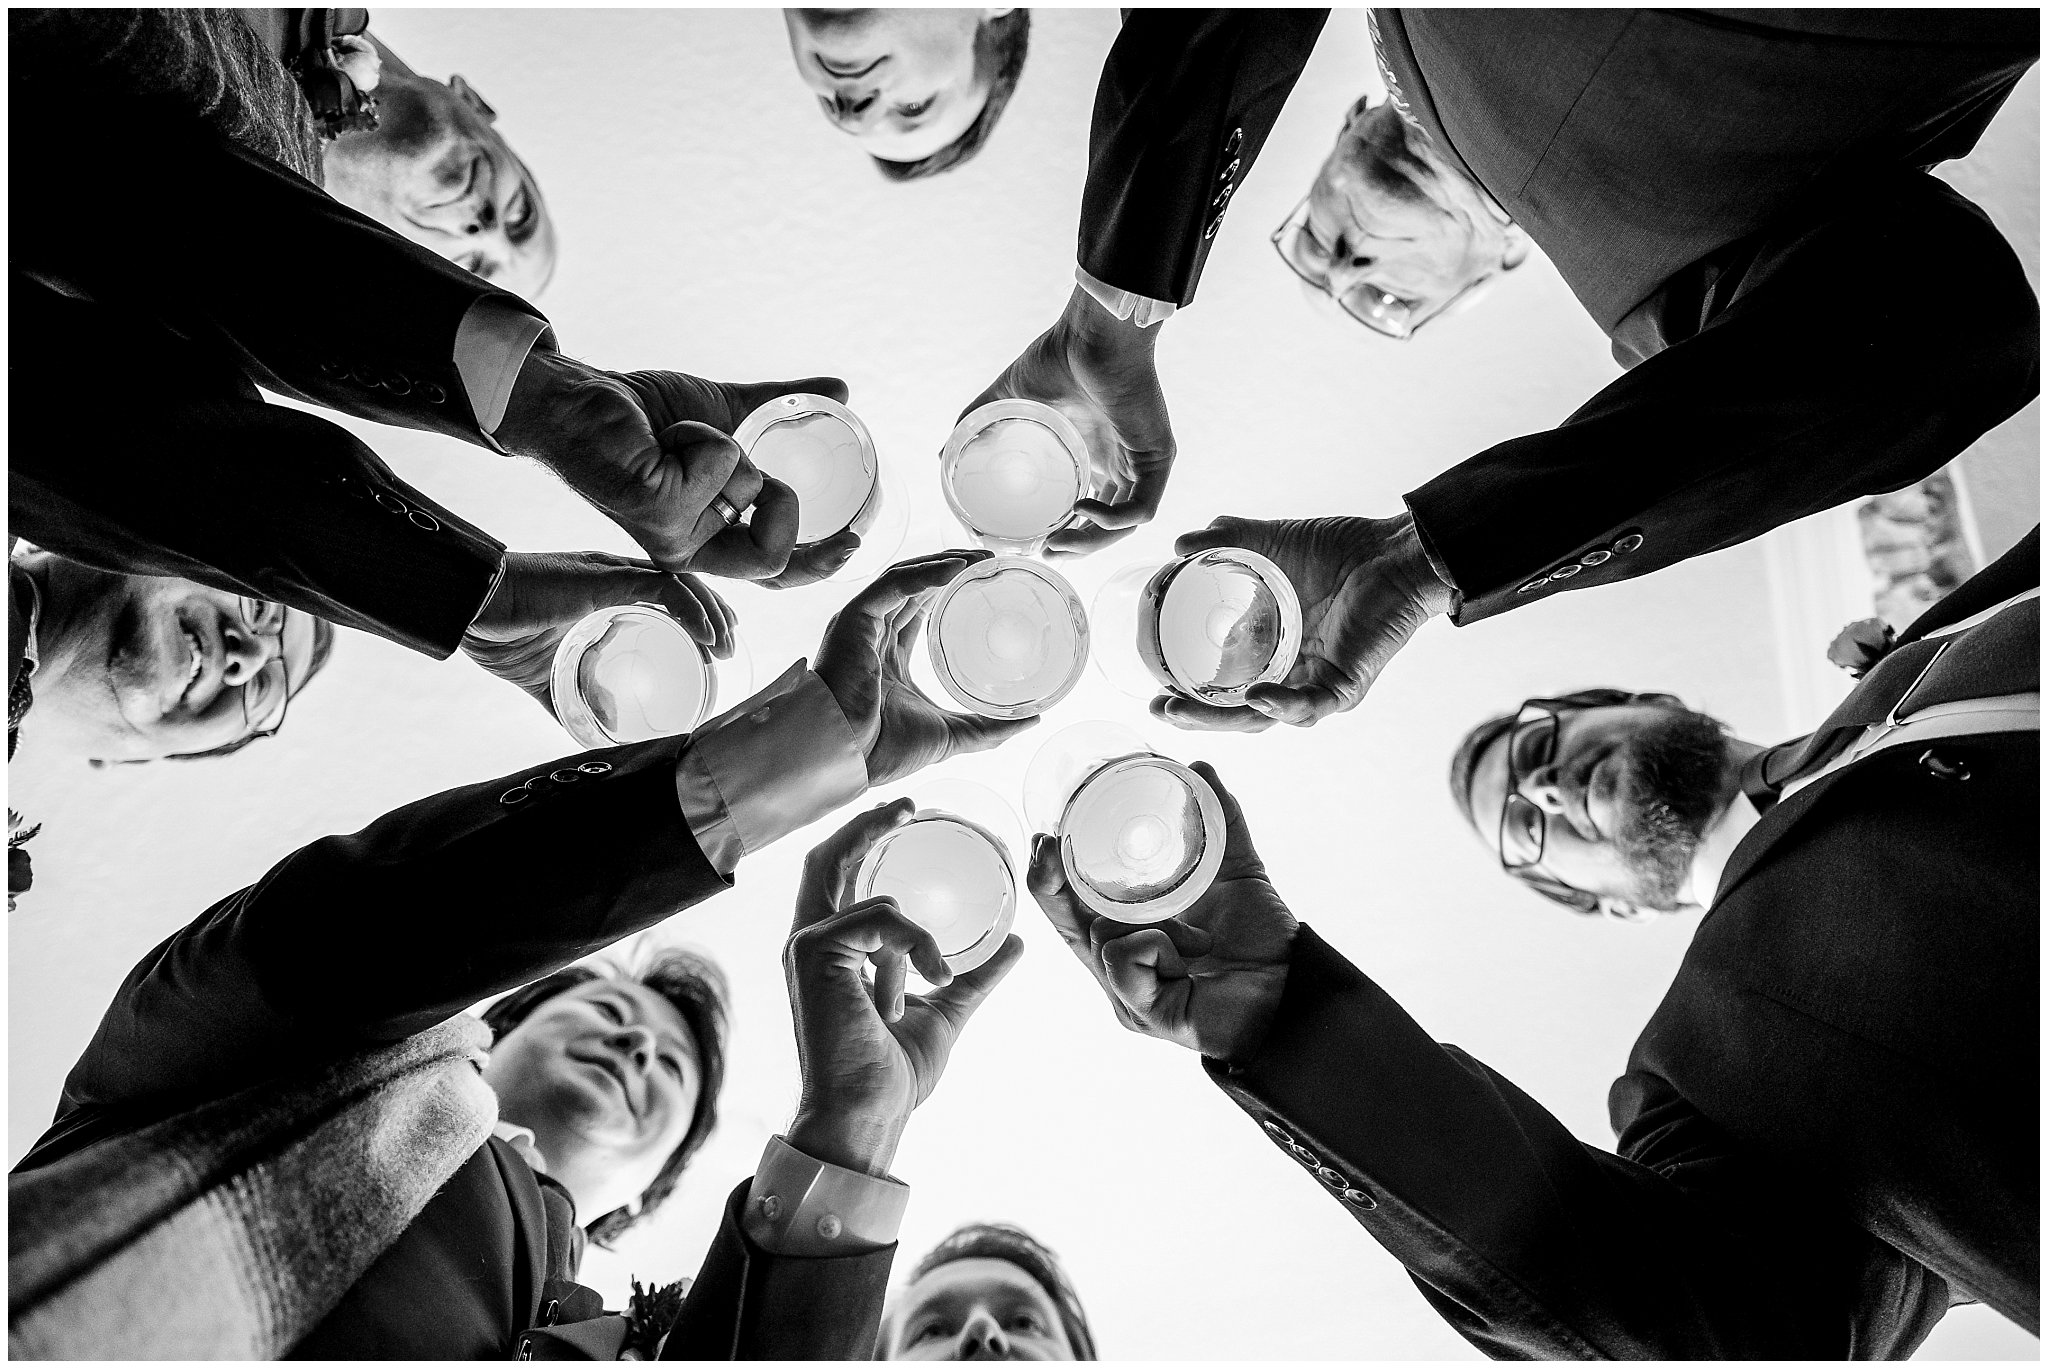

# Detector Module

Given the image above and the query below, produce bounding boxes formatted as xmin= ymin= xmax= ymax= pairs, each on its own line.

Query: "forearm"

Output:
xmin=1409 ymin=171 xmax=2038 ymax=624
xmin=1205 ymin=927 xmax=1846 ymax=1358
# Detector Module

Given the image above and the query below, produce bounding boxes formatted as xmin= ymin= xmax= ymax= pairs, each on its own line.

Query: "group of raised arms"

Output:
xmin=8 ymin=8 xmax=2038 ymax=1362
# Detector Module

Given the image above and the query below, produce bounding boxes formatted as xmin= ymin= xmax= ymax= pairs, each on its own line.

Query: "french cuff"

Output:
xmin=1075 ymin=265 xmax=1177 ymax=329
xmin=742 ymin=1135 xmax=908 ymax=1257
xmin=673 ymin=661 xmax=869 ymax=876
xmin=453 ymin=296 xmax=552 ymax=439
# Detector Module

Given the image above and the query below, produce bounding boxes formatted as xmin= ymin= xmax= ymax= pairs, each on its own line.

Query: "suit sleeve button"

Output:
xmin=1549 ymin=563 xmax=1581 ymax=580
xmin=1290 ymin=1143 xmax=1321 ymax=1167
xmin=549 ymin=768 xmax=584 ymax=783
xmin=1224 ymin=126 xmax=1244 ymax=155
xmin=1342 ymin=1187 xmax=1377 ymax=1210
xmin=1612 ymin=533 xmax=1644 ymax=554
xmin=1579 ymin=549 xmax=1611 ymax=567
xmin=578 ymin=761 xmax=613 ymax=775
xmin=1516 ymin=579 xmax=1547 ymax=594
xmin=1316 ymin=1166 xmax=1348 ymax=1188
xmin=381 ymin=374 xmax=413 ymax=397
xmin=1262 ymin=1120 xmax=1295 ymax=1147
xmin=500 ymin=788 xmax=531 ymax=806
xmin=418 ymin=382 xmax=447 ymax=404
xmin=408 ymin=510 xmax=441 ymax=531
xmin=1217 ymin=157 xmax=1240 ymax=183
xmin=1919 ymin=748 xmax=1970 ymax=781
xmin=1204 ymin=218 xmax=1222 ymax=240
xmin=373 ymin=492 xmax=408 ymax=515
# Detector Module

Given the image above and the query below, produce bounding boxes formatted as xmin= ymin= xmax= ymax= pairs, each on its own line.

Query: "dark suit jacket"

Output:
xmin=10 ymin=22 xmax=546 ymax=655
xmin=1077 ymin=11 xmax=2039 ymax=624
xmin=12 ymin=734 xmax=884 ymax=1358
xmin=1204 ymin=536 xmax=2040 ymax=1355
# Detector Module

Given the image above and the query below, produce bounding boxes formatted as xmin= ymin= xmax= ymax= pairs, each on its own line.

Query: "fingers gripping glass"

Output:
xmin=1270 ymin=197 xmax=1501 ymax=339
xmin=235 ymin=596 xmax=293 ymax=740
xmin=1497 ymin=701 xmax=1561 ymax=871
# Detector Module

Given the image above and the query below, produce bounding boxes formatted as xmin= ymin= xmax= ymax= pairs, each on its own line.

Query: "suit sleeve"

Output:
xmin=1078 ymin=10 xmax=1327 ymax=305
xmin=47 ymin=734 xmax=726 ymax=1128
xmin=662 ymin=1181 xmax=897 ymax=1360
xmin=1203 ymin=926 xmax=1940 ymax=1359
xmin=12 ymin=60 xmax=544 ymax=448
xmin=1406 ymin=170 xmax=2039 ymax=623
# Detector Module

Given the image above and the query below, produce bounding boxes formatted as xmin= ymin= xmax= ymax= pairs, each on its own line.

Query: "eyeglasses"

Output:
xmin=1269 ymin=196 xmax=1506 ymax=340
xmin=1496 ymin=700 xmax=1564 ymax=872
xmin=235 ymin=596 xmax=293 ymax=740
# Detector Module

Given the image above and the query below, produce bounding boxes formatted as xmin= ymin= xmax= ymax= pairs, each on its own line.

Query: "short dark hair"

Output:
xmin=872 ymin=10 xmax=1029 ymax=182
xmin=481 ymin=949 xmax=730 ymax=1248
xmin=1448 ymin=687 xmax=1688 ymax=915
xmin=889 ymin=1221 xmax=1097 ymax=1359
xmin=160 ymin=615 xmax=338 ymax=763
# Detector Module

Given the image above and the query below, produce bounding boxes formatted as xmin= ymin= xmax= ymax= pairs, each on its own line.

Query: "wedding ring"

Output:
xmin=709 ymin=493 xmax=743 ymax=527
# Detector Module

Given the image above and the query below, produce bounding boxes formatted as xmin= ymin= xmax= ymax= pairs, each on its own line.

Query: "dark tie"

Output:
xmin=1744 ymin=594 xmax=2038 ymax=806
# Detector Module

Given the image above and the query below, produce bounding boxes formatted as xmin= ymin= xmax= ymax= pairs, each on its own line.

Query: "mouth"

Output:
xmin=174 ymin=609 xmax=224 ymax=713
xmin=816 ymin=54 xmax=883 ymax=79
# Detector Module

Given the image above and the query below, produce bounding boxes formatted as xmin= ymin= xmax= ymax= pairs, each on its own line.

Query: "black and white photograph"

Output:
xmin=7 ymin=7 xmax=2039 ymax=1360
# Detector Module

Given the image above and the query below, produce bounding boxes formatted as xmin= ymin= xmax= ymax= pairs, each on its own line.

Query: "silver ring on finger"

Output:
xmin=709 ymin=493 xmax=743 ymax=527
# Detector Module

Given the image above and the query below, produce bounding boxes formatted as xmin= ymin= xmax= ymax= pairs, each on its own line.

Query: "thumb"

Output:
xmin=943 ymin=710 xmax=1042 ymax=757
xmin=1100 ymin=928 xmax=1185 ymax=1024
xmin=729 ymin=375 xmax=851 ymax=414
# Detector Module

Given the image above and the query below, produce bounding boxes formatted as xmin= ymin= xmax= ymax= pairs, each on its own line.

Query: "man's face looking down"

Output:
xmin=882 ymin=1256 xmax=1076 ymax=1360
xmin=1464 ymin=701 xmax=1738 ymax=916
xmin=783 ymin=9 xmax=1009 ymax=164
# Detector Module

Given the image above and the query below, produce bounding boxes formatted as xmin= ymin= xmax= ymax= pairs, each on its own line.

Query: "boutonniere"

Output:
xmin=620 ymin=1277 xmax=687 ymax=1360
xmin=1826 ymin=617 xmax=1895 ymax=679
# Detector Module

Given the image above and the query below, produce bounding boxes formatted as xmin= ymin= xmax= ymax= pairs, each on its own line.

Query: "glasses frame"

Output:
xmin=234 ymin=596 xmax=294 ymax=741
xmin=1496 ymin=699 xmax=1568 ymax=873
xmin=1269 ymin=195 xmax=1507 ymax=340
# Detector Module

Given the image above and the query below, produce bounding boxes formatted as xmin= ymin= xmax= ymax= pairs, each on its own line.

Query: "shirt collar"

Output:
xmin=492 ymin=1119 xmax=550 ymax=1174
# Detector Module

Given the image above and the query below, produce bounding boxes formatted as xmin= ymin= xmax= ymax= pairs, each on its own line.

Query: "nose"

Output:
xmin=1522 ymin=763 xmax=1569 ymax=814
xmin=823 ymin=87 xmax=878 ymax=130
xmin=219 ymin=619 xmax=279 ymax=686
xmin=954 ymin=1311 xmax=1008 ymax=1360
xmin=607 ymin=1025 xmax=657 ymax=1073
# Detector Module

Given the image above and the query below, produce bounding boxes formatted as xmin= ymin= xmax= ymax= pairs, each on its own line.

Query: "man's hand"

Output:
xmin=1030 ymin=761 xmax=1296 ymax=1063
xmin=785 ymin=801 xmax=1025 ymax=1176
xmin=964 ymin=285 xmax=1175 ymax=557
xmin=814 ymin=550 xmax=1041 ymax=787
xmin=1152 ymin=513 xmax=1456 ymax=732
xmin=460 ymin=550 xmax=735 ymax=715
xmin=497 ymin=352 xmax=857 ymax=584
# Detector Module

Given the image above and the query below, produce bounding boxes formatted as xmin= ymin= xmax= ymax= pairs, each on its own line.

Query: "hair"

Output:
xmin=872 ymin=10 xmax=1029 ymax=182
xmin=480 ymin=949 xmax=731 ymax=1248
xmin=886 ymin=1221 xmax=1098 ymax=1359
xmin=1447 ymin=687 xmax=1689 ymax=916
xmin=158 ymin=616 xmax=338 ymax=763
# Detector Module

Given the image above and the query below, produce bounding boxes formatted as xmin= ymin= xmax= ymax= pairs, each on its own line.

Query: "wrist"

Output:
xmin=1058 ymin=283 xmax=1158 ymax=364
xmin=1381 ymin=512 xmax=1456 ymax=618
xmin=497 ymin=347 xmax=596 ymax=460
xmin=787 ymin=1106 xmax=905 ymax=1179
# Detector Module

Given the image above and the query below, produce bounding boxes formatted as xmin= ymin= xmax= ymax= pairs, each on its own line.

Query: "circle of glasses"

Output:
xmin=234 ymin=595 xmax=293 ymax=740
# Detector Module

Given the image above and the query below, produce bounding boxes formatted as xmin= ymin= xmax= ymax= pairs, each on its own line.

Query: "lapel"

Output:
xmin=489 ymin=1135 xmax=550 ymax=1332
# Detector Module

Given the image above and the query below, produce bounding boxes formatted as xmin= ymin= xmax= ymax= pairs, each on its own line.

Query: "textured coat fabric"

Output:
xmin=1205 ymin=535 xmax=2040 ymax=1357
xmin=9 ymin=1016 xmax=496 ymax=1360
xmin=1074 ymin=10 xmax=2039 ymax=627
xmin=11 ymin=31 xmax=543 ymax=655
xmin=14 ymin=734 xmax=725 ymax=1357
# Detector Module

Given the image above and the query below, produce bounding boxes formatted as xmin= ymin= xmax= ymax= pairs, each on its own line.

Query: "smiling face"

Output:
xmin=322 ymin=72 xmax=556 ymax=296
xmin=482 ymin=977 xmax=703 ymax=1221
xmin=885 ymin=1257 xmax=1076 ymax=1360
xmin=783 ymin=9 xmax=1008 ymax=163
xmin=25 ymin=556 xmax=324 ymax=761
xmin=1292 ymin=99 xmax=1526 ymax=331
xmin=1463 ymin=701 xmax=1738 ymax=914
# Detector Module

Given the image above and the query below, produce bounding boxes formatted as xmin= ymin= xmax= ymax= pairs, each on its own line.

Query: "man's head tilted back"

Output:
xmin=880 ymin=1222 xmax=1096 ymax=1360
xmin=1451 ymin=688 xmax=1746 ymax=921
xmin=783 ymin=9 xmax=1030 ymax=180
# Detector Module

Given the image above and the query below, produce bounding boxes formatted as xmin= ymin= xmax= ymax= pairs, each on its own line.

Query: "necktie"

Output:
xmin=1744 ymin=594 xmax=2038 ymax=804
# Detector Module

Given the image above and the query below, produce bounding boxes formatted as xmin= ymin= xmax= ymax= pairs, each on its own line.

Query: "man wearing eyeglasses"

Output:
xmin=1032 ymin=532 xmax=2036 ymax=1356
xmin=974 ymin=10 xmax=2036 ymax=729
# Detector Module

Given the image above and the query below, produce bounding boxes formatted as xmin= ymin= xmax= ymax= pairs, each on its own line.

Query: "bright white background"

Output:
xmin=8 ymin=9 xmax=2037 ymax=1360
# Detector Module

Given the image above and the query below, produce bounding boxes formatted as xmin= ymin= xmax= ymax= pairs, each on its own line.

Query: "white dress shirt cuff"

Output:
xmin=741 ymin=1135 xmax=908 ymax=1257
xmin=453 ymin=297 xmax=551 ymax=438
xmin=673 ymin=661 xmax=869 ymax=875
xmin=1074 ymin=265 xmax=1177 ymax=329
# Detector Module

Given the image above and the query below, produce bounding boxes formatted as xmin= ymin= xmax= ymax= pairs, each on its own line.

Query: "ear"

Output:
xmin=1500 ymin=223 xmax=1532 ymax=271
xmin=448 ymin=74 xmax=497 ymax=123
